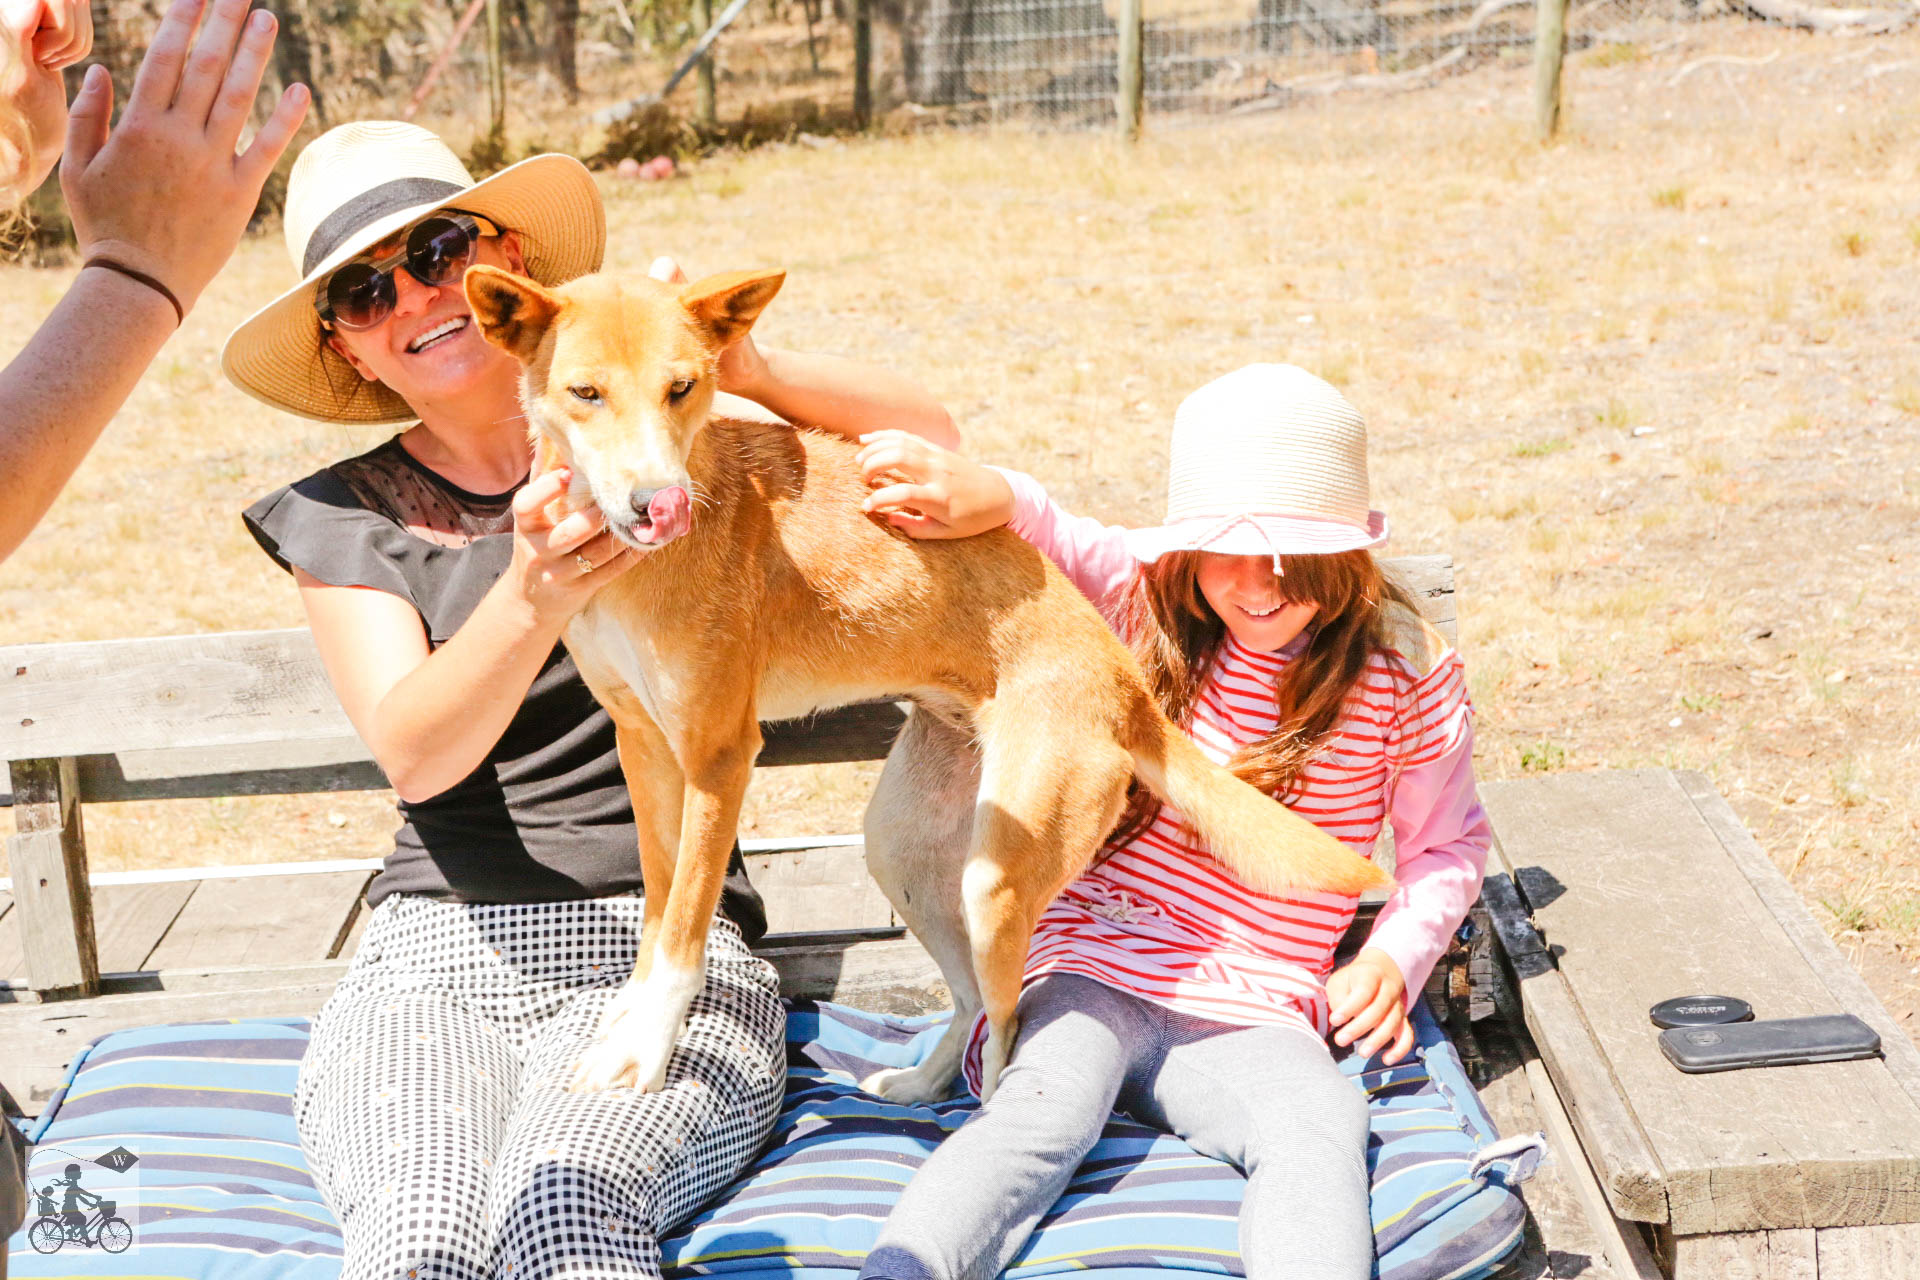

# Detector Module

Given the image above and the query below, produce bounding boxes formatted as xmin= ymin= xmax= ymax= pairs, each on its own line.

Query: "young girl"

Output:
xmin=849 ymin=363 xmax=1492 ymax=1280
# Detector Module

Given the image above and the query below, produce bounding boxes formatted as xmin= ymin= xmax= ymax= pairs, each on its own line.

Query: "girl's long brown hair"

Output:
xmin=1108 ymin=548 xmax=1419 ymax=850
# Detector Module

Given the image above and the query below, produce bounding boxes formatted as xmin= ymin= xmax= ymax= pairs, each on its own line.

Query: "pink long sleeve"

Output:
xmin=1365 ymin=719 xmax=1492 ymax=1009
xmin=991 ymin=467 xmax=1137 ymax=623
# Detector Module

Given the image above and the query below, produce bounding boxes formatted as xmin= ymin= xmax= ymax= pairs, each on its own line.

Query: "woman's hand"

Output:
xmin=855 ymin=430 xmax=1014 ymax=540
xmin=61 ymin=0 xmax=308 ymax=315
xmin=505 ymin=468 xmax=640 ymax=624
xmin=1326 ymin=948 xmax=1416 ymax=1065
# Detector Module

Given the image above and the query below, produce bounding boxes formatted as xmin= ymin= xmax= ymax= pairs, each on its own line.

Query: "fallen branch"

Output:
xmin=593 ymin=0 xmax=757 ymax=126
xmin=1731 ymin=0 xmax=1914 ymax=35
xmin=1865 ymin=57 xmax=1920 ymax=75
xmin=1667 ymin=49 xmax=1781 ymax=85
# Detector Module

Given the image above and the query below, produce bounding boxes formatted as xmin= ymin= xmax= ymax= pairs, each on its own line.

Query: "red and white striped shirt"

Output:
xmin=965 ymin=471 xmax=1492 ymax=1088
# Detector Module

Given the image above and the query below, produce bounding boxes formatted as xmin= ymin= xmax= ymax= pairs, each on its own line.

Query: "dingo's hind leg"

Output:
xmin=861 ymin=709 xmax=981 ymax=1103
xmin=965 ymin=703 xmax=1132 ymax=1100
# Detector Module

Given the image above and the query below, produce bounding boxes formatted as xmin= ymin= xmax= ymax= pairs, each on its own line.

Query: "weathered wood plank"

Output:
xmin=92 ymin=881 xmax=197 ymax=973
xmin=745 ymin=842 xmax=894 ymax=934
xmin=0 ymin=556 xmax=1453 ymax=798
xmin=1469 ymin=1017 xmax=1618 ymax=1279
xmin=6 ymin=756 xmax=97 ymax=998
xmin=1524 ymin=1057 xmax=1664 ymax=1278
xmin=1668 ymin=1228 xmax=1816 ymax=1280
xmin=0 ymin=629 xmax=905 ymax=772
xmin=0 ymin=891 xmax=20 ymax=980
xmin=1384 ymin=552 xmax=1458 ymax=645
xmin=145 ymin=872 xmax=372 ymax=970
xmin=1482 ymin=771 xmax=1920 ymax=1236
xmin=1481 ymin=856 xmax=1671 ymax=1226
xmin=1812 ymin=1221 xmax=1920 ymax=1278
xmin=1675 ymin=770 xmax=1920 ymax=1114
xmin=0 ymin=630 xmax=354 ymax=759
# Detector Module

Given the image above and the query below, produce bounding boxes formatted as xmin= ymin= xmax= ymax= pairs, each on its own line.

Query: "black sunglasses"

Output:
xmin=314 ymin=211 xmax=500 ymax=332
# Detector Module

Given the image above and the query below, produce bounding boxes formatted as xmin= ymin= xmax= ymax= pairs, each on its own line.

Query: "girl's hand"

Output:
xmin=507 ymin=468 xmax=639 ymax=621
xmin=648 ymin=254 xmax=770 ymax=398
xmin=61 ymin=0 xmax=308 ymax=315
xmin=1326 ymin=948 xmax=1416 ymax=1065
xmin=855 ymin=430 xmax=1014 ymax=540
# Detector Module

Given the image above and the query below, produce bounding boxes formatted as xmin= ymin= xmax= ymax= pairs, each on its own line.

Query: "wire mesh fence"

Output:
xmin=900 ymin=0 xmax=1909 ymax=122
xmin=65 ymin=0 xmax=1920 ymax=160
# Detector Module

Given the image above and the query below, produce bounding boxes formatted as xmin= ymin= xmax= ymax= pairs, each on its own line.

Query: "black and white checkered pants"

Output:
xmin=295 ymin=894 xmax=786 ymax=1280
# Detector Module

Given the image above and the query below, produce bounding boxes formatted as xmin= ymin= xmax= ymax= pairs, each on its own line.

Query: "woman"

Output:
xmin=0 ymin=0 xmax=307 ymax=562
xmin=221 ymin=120 xmax=956 ymax=1280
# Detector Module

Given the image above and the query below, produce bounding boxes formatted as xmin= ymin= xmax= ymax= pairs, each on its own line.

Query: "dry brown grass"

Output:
xmin=5 ymin=20 xmax=1920 ymax=1018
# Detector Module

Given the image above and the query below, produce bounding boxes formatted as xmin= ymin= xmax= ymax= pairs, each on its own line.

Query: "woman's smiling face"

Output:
xmin=324 ymin=222 xmax=529 ymax=410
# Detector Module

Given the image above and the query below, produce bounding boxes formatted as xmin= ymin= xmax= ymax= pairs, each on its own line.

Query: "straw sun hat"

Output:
xmin=1122 ymin=364 xmax=1390 ymax=570
xmin=221 ymin=121 xmax=607 ymax=424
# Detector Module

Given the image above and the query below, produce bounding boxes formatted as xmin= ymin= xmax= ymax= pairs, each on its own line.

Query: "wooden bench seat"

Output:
xmin=1479 ymin=768 xmax=1920 ymax=1278
xmin=0 ymin=555 xmax=1477 ymax=1116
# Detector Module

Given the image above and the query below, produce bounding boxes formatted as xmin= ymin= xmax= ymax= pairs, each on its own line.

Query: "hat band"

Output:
xmin=302 ymin=176 xmax=469 ymax=275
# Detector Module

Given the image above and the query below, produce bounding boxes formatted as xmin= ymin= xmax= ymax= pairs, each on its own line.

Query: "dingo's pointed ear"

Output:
xmin=680 ymin=269 xmax=786 ymax=347
xmin=466 ymin=265 xmax=561 ymax=363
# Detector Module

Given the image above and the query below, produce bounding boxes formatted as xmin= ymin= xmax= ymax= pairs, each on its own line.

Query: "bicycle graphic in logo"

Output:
xmin=26 ymin=1159 xmax=134 ymax=1254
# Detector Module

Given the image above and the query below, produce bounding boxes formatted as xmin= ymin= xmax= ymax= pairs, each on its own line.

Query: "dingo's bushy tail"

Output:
xmin=1125 ymin=699 xmax=1394 ymax=897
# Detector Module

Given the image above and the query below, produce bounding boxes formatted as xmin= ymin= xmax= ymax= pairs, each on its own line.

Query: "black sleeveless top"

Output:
xmin=243 ymin=436 xmax=766 ymax=939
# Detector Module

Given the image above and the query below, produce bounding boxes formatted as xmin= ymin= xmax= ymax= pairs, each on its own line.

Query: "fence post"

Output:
xmin=1117 ymin=0 xmax=1144 ymax=139
xmin=696 ymin=0 xmax=718 ymax=125
xmin=1533 ymin=0 xmax=1568 ymax=140
xmin=484 ymin=0 xmax=506 ymax=149
xmin=853 ymin=0 xmax=872 ymax=128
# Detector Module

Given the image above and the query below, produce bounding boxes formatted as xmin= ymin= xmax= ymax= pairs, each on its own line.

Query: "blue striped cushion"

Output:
xmin=660 ymin=1000 xmax=1531 ymax=1280
xmin=6 ymin=1002 xmax=1530 ymax=1280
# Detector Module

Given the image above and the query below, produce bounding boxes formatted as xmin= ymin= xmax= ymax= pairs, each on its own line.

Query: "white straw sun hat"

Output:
xmin=221 ymin=121 xmax=606 ymax=424
xmin=1122 ymin=364 xmax=1389 ymax=570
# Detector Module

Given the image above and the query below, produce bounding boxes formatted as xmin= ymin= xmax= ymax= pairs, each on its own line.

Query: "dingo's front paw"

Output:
xmin=568 ymin=984 xmax=678 ymax=1093
xmin=566 ymin=961 xmax=706 ymax=1094
xmin=568 ymin=1035 xmax=672 ymax=1093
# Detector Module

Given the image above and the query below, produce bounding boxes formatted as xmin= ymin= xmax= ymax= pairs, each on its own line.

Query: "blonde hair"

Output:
xmin=0 ymin=33 xmax=37 ymax=232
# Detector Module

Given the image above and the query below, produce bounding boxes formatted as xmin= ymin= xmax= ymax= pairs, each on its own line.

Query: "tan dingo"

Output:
xmin=464 ymin=264 xmax=1394 ymax=1102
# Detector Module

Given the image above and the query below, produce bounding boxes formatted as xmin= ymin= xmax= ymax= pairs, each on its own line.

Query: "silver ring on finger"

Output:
xmin=574 ymin=552 xmax=596 ymax=575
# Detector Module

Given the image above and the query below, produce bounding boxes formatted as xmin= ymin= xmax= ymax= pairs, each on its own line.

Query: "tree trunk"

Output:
xmin=553 ymin=0 xmax=581 ymax=101
xmin=268 ymin=0 xmax=329 ymax=125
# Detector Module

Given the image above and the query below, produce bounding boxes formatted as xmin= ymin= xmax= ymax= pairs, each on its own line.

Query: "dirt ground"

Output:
xmin=2 ymin=19 xmax=1917 ymax=1027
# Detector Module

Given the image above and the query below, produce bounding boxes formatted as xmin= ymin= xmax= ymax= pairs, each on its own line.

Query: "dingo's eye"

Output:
xmin=668 ymin=378 xmax=695 ymax=400
xmin=569 ymin=384 xmax=602 ymax=404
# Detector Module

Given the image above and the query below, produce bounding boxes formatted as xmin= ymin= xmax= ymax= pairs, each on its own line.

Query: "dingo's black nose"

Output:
xmin=629 ymin=488 xmax=659 ymax=527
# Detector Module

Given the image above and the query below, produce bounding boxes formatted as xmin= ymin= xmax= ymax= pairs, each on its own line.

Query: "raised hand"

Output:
xmin=60 ymin=0 xmax=309 ymax=317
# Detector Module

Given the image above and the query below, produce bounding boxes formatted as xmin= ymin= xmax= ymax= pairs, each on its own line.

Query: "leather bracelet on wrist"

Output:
xmin=83 ymin=257 xmax=185 ymax=328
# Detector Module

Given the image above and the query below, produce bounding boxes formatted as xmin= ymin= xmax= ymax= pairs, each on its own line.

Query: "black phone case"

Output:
xmin=1659 ymin=1013 xmax=1881 ymax=1074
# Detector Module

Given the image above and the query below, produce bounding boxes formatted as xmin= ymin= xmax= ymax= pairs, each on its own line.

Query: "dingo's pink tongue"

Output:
xmin=638 ymin=486 xmax=691 ymax=543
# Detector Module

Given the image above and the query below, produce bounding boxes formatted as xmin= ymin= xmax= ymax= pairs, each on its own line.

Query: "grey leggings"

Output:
xmin=860 ymin=973 xmax=1373 ymax=1280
